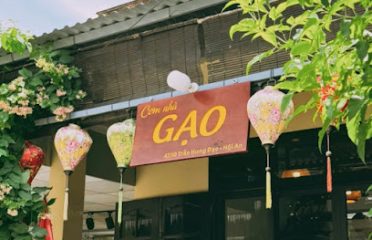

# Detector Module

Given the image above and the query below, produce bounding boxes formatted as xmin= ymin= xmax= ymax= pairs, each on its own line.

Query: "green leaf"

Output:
xmin=261 ymin=31 xmax=277 ymax=46
xmin=367 ymin=119 xmax=372 ymax=139
xmin=18 ymin=190 xmax=32 ymax=201
xmin=318 ymin=118 xmax=331 ymax=152
xmin=49 ymin=95 xmax=60 ymax=104
xmin=222 ymin=0 xmax=239 ymax=11
xmin=9 ymin=223 xmax=28 ymax=234
xmin=346 ymin=114 xmax=360 ymax=144
xmin=32 ymin=186 xmax=51 ymax=195
xmin=2 ymin=134 xmax=15 ymax=144
xmin=348 ymin=97 xmax=364 ymax=119
xmin=297 ymin=64 xmax=316 ymax=86
xmin=0 ymin=112 xmax=10 ymax=124
xmin=20 ymin=171 xmax=30 ymax=183
xmin=59 ymin=55 xmax=74 ymax=64
xmin=29 ymin=77 xmax=43 ymax=87
xmin=229 ymin=19 xmax=256 ymax=39
xmin=360 ymin=0 xmax=370 ymax=8
xmin=0 ymin=139 xmax=11 ymax=148
xmin=14 ymin=235 xmax=32 ymax=240
xmin=246 ymin=49 xmax=274 ymax=74
xmin=0 ymin=147 xmax=9 ymax=157
xmin=340 ymin=20 xmax=351 ymax=38
xmin=0 ymin=84 xmax=9 ymax=94
xmin=0 ymin=161 xmax=13 ymax=175
xmin=343 ymin=0 xmax=358 ymax=9
xmin=356 ymin=40 xmax=368 ymax=60
xmin=320 ymin=0 xmax=330 ymax=7
xmin=21 ymin=183 xmax=31 ymax=192
xmin=367 ymin=208 xmax=372 ymax=217
xmin=275 ymin=80 xmax=302 ymax=92
xmin=9 ymin=172 xmax=21 ymax=184
xmin=18 ymin=68 xmax=32 ymax=78
xmin=281 ymin=92 xmax=294 ymax=113
xmin=268 ymin=7 xmax=278 ymax=21
xmin=47 ymin=198 xmax=56 ymax=206
xmin=291 ymin=41 xmax=312 ymax=56
xmin=356 ymin=121 xmax=368 ymax=163
xmin=367 ymin=185 xmax=372 ymax=193
xmin=356 ymin=139 xmax=366 ymax=163
xmin=0 ymin=226 xmax=11 ymax=239
xmin=30 ymin=226 xmax=47 ymax=238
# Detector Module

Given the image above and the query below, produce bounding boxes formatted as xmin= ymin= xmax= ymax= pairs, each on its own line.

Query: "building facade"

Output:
xmin=0 ymin=0 xmax=371 ymax=239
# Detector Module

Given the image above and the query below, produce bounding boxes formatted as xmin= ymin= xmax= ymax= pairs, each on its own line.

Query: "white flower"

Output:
xmin=56 ymin=89 xmax=67 ymax=97
xmin=3 ymin=186 xmax=12 ymax=194
xmin=18 ymin=89 xmax=29 ymax=99
xmin=76 ymin=90 xmax=86 ymax=100
xmin=35 ymin=58 xmax=47 ymax=68
xmin=7 ymin=209 xmax=18 ymax=217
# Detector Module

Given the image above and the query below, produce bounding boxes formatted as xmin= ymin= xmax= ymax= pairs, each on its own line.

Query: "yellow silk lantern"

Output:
xmin=247 ymin=86 xmax=294 ymax=208
xmin=54 ymin=124 xmax=93 ymax=220
xmin=107 ymin=118 xmax=136 ymax=224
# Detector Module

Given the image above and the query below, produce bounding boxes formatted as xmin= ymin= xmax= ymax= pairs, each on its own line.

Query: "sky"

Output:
xmin=0 ymin=0 xmax=133 ymax=36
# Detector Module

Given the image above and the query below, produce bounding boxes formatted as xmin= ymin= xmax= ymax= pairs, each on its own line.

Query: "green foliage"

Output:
xmin=0 ymin=26 xmax=86 ymax=239
xmin=226 ymin=0 xmax=372 ymax=161
xmin=0 ymin=28 xmax=32 ymax=53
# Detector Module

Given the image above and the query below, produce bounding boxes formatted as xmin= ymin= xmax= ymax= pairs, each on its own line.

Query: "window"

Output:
xmin=225 ymin=197 xmax=271 ymax=240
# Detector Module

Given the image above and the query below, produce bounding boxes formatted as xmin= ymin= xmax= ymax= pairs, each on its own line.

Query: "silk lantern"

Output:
xmin=247 ymin=86 xmax=294 ymax=209
xmin=54 ymin=124 xmax=93 ymax=221
xmin=38 ymin=213 xmax=54 ymax=240
xmin=107 ymin=118 xmax=136 ymax=224
xmin=20 ymin=141 xmax=45 ymax=184
xmin=167 ymin=70 xmax=199 ymax=93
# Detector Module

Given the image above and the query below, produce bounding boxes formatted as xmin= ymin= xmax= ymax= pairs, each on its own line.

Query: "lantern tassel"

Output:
xmin=117 ymin=168 xmax=126 ymax=224
xmin=266 ymin=170 xmax=272 ymax=208
xmin=326 ymin=127 xmax=332 ymax=193
xmin=326 ymin=156 xmax=332 ymax=192
xmin=64 ymin=171 xmax=72 ymax=221
xmin=264 ymin=144 xmax=272 ymax=209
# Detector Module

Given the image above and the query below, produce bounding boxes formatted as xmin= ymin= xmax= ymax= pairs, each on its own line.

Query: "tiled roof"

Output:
xmin=0 ymin=0 xmax=226 ymax=65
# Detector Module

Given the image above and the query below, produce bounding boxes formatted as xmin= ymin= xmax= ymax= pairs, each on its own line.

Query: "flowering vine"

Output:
xmin=0 ymin=54 xmax=86 ymax=122
xmin=0 ymin=26 xmax=85 ymax=239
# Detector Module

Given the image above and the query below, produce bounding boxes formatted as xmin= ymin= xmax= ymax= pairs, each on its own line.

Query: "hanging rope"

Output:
xmin=326 ymin=127 xmax=332 ymax=193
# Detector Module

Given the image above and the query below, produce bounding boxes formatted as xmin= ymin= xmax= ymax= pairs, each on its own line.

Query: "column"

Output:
xmin=48 ymin=148 xmax=86 ymax=240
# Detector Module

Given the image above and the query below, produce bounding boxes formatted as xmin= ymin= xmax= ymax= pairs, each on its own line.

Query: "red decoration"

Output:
xmin=20 ymin=141 xmax=45 ymax=184
xmin=38 ymin=214 xmax=54 ymax=240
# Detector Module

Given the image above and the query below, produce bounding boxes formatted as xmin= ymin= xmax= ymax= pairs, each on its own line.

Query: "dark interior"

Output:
xmin=116 ymin=127 xmax=372 ymax=240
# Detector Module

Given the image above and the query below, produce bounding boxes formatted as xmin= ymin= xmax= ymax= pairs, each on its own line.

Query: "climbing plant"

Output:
xmin=226 ymin=0 xmax=371 ymax=161
xmin=0 ymin=26 xmax=86 ymax=239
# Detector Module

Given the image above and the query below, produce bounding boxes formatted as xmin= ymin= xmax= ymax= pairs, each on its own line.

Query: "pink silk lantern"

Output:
xmin=247 ymin=86 xmax=294 ymax=209
xmin=54 ymin=124 xmax=93 ymax=220
xmin=20 ymin=141 xmax=45 ymax=184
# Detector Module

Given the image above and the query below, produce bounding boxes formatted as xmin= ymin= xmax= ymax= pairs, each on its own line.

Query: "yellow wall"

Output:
xmin=133 ymin=92 xmax=323 ymax=200
xmin=134 ymin=157 xmax=208 ymax=199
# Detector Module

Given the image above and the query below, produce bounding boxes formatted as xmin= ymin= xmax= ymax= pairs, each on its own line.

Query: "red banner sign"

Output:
xmin=131 ymin=82 xmax=250 ymax=166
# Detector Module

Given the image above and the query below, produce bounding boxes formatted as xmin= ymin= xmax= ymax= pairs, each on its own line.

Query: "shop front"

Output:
xmin=114 ymin=82 xmax=372 ymax=240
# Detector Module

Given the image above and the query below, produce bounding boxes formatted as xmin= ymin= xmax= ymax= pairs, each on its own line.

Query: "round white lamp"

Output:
xmin=167 ymin=70 xmax=199 ymax=93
